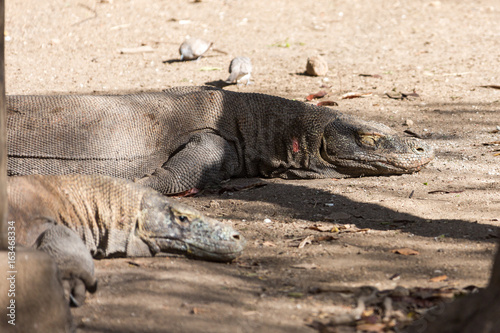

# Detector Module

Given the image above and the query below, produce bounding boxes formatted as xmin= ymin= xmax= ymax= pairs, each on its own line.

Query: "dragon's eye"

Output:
xmin=359 ymin=134 xmax=380 ymax=146
xmin=173 ymin=210 xmax=194 ymax=225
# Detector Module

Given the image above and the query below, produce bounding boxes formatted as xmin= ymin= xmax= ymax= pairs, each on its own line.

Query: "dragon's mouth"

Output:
xmin=154 ymin=235 xmax=246 ymax=262
xmin=185 ymin=242 xmax=245 ymax=262
xmin=319 ymin=137 xmax=434 ymax=176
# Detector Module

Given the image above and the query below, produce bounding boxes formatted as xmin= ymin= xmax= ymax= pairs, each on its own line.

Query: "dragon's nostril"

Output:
xmin=415 ymin=147 xmax=425 ymax=153
xmin=232 ymin=234 xmax=240 ymax=240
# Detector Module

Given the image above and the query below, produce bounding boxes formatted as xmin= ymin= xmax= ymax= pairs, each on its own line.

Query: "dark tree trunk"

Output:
xmin=0 ymin=0 xmax=7 ymax=250
xmin=0 ymin=4 xmax=74 ymax=332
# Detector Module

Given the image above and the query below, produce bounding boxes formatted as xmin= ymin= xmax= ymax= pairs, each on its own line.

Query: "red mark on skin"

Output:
xmin=171 ymin=188 xmax=200 ymax=197
xmin=292 ymin=138 xmax=300 ymax=153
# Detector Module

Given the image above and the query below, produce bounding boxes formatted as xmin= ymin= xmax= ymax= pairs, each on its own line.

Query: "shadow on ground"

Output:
xmin=200 ymin=179 xmax=499 ymax=243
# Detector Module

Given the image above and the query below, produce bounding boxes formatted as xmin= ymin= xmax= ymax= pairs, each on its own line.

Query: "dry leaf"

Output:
xmin=306 ymin=223 xmax=367 ymax=234
xmin=341 ymin=92 xmax=373 ymax=99
xmin=386 ymin=90 xmax=419 ymax=100
xmin=242 ymin=311 xmax=258 ymax=316
xmin=298 ymin=235 xmax=314 ymax=248
xmin=190 ymin=307 xmax=208 ymax=315
xmin=428 ymin=190 xmax=464 ymax=194
xmin=127 ymin=261 xmax=140 ymax=267
xmin=306 ymin=90 xmax=327 ymax=101
xmin=306 ymin=225 xmax=333 ymax=232
xmin=429 ymin=275 xmax=449 ymax=282
xmin=361 ymin=309 xmax=375 ymax=317
xmin=359 ymin=74 xmax=382 ymax=79
xmin=480 ymin=85 xmax=500 ymax=90
xmin=199 ymin=66 xmax=222 ymax=71
xmin=291 ymin=263 xmax=318 ymax=270
xmin=405 ymin=91 xmax=420 ymax=98
xmin=119 ymin=45 xmax=154 ymax=54
xmin=386 ymin=92 xmax=402 ymax=99
xmin=262 ymin=241 xmax=276 ymax=247
xmin=332 ymin=224 xmax=369 ymax=234
xmin=287 ymin=292 xmax=304 ymax=298
xmin=482 ymin=141 xmax=500 ymax=146
xmin=389 ymin=273 xmax=401 ymax=281
xmin=317 ymin=101 xmax=338 ymax=106
xmin=356 ymin=323 xmax=386 ymax=332
xmin=391 ymin=248 xmax=419 ymax=256
xmin=314 ymin=235 xmax=337 ymax=242
xmin=293 ymin=234 xmax=338 ymax=248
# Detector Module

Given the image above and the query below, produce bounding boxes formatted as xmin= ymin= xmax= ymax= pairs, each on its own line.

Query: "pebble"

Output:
xmin=404 ymin=119 xmax=414 ymax=127
xmin=306 ymin=55 xmax=328 ymax=76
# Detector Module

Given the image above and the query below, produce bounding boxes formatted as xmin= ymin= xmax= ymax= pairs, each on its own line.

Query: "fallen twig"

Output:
xmin=72 ymin=3 xmax=98 ymax=26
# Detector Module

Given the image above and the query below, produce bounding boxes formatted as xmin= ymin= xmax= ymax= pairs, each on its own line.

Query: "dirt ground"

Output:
xmin=5 ymin=0 xmax=500 ymax=332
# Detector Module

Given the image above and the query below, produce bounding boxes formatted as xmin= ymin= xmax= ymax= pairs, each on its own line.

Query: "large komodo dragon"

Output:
xmin=7 ymin=86 xmax=434 ymax=194
xmin=8 ymin=174 xmax=245 ymax=306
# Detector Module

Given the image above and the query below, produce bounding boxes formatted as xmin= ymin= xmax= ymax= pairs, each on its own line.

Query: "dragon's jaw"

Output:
xmin=318 ymin=117 xmax=434 ymax=176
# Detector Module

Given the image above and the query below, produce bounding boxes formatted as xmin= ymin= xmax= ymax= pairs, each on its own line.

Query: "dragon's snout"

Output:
xmin=407 ymin=138 xmax=435 ymax=160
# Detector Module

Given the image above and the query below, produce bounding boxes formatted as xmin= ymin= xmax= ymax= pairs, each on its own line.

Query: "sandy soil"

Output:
xmin=5 ymin=0 xmax=500 ymax=332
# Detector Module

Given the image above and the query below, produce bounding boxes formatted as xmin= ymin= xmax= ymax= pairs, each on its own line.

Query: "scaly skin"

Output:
xmin=7 ymin=86 xmax=434 ymax=194
xmin=7 ymin=174 xmax=245 ymax=262
xmin=138 ymin=190 xmax=245 ymax=262
xmin=7 ymin=174 xmax=245 ymax=307
xmin=319 ymin=113 xmax=433 ymax=177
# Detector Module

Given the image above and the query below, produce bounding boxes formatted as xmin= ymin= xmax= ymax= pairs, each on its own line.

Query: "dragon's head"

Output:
xmin=136 ymin=192 xmax=245 ymax=262
xmin=319 ymin=114 xmax=434 ymax=177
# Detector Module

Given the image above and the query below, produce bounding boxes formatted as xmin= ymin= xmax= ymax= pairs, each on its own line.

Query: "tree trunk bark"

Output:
xmin=0 ymin=0 xmax=7 ymax=250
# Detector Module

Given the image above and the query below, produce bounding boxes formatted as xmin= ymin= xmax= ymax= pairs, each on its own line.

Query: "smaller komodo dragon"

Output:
xmin=7 ymin=86 xmax=434 ymax=195
xmin=8 ymin=174 xmax=245 ymax=306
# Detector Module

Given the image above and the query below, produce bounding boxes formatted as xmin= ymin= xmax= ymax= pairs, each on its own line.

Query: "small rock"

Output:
xmin=263 ymin=218 xmax=272 ymax=223
xmin=306 ymin=55 xmax=328 ymax=76
xmin=404 ymin=119 xmax=414 ymax=127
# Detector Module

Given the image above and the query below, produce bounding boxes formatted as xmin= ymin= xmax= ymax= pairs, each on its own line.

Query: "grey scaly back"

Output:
xmin=7 ymin=86 xmax=434 ymax=195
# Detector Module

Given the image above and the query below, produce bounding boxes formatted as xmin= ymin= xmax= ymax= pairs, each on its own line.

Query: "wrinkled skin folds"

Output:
xmin=138 ymin=192 xmax=245 ymax=262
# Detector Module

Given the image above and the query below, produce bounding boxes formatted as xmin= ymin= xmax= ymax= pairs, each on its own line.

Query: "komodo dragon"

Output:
xmin=7 ymin=86 xmax=434 ymax=195
xmin=8 ymin=174 xmax=245 ymax=306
